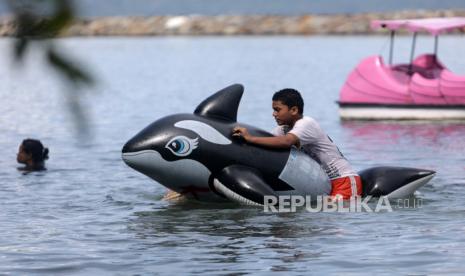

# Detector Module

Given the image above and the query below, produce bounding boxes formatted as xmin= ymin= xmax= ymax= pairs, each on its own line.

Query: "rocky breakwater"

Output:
xmin=1 ymin=10 xmax=465 ymax=36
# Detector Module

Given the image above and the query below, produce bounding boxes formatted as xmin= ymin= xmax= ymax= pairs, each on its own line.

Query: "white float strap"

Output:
xmin=349 ymin=175 xmax=358 ymax=196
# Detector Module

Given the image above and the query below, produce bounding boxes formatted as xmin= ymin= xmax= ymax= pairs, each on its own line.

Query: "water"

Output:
xmin=2 ymin=0 xmax=465 ymax=16
xmin=1 ymin=36 xmax=465 ymax=275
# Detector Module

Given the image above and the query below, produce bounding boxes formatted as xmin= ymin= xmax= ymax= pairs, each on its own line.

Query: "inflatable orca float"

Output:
xmin=122 ymin=84 xmax=435 ymax=205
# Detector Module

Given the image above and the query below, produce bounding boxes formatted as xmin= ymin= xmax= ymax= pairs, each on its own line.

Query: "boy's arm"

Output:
xmin=232 ymin=127 xmax=299 ymax=149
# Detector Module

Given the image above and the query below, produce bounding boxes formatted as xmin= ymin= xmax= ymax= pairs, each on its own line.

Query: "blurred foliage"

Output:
xmin=8 ymin=0 xmax=95 ymax=137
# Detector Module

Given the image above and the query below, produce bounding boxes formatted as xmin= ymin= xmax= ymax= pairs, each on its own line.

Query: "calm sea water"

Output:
xmin=1 ymin=36 xmax=465 ymax=275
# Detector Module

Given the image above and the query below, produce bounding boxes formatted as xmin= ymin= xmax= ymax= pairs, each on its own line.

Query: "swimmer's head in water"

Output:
xmin=17 ymin=139 xmax=49 ymax=170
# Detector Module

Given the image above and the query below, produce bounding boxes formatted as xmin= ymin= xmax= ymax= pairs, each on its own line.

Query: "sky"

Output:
xmin=1 ymin=0 xmax=464 ymax=17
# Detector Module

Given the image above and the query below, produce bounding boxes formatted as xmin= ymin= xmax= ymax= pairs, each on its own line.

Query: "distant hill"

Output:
xmin=1 ymin=0 xmax=465 ymax=16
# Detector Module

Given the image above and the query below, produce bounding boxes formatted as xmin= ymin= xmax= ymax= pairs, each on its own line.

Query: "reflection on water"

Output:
xmin=342 ymin=121 xmax=465 ymax=149
xmin=340 ymin=121 xmax=465 ymax=174
xmin=131 ymin=203 xmax=318 ymax=239
xmin=128 ymin=203 xmax=338 ymax=273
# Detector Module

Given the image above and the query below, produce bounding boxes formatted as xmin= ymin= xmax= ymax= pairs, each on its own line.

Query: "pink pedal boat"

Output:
xmin=339 ymin=18 xmax=465 ymax=120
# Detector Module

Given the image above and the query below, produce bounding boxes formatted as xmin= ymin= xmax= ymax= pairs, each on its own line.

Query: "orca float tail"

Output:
xmin=360 ymin=166 xmax=436 ymax=198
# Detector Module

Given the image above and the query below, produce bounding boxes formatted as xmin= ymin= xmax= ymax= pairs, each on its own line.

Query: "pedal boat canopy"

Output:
xmin=371 ymin=17 xmax=465 ymax=35
xmin=339 ymin=17 xmax=465 ymax=120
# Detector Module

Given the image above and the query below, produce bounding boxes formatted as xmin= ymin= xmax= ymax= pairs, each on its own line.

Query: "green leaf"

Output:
xmin=47 ymin=47 xmax=94 ymax=86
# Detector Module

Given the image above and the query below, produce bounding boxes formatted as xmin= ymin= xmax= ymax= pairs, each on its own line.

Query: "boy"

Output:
xmin=232 ymin=88 xmax=361 ymax=199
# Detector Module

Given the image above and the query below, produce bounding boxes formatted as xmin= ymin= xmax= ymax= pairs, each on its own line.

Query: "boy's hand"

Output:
xmin=232 ymin=126 xmax=251 ymax=141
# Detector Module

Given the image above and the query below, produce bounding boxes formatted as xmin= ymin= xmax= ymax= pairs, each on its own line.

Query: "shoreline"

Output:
xmin=1 ymin=10 xmax=465 ymax=37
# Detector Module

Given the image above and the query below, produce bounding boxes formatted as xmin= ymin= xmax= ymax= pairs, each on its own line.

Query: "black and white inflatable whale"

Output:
xmin=122 ymin=84 xmax=435 ymax=205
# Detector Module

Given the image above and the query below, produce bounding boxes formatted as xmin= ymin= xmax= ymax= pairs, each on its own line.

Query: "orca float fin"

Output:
xmin=194 ymin=84 xmax=244 ymax=122
xmin=360 ymin=166 xmax=436 ymax=198
xmin=213 ymin=165 xmax=277 ymax=206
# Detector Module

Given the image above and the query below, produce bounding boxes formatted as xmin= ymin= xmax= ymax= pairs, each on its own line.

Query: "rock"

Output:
xmin=1 ymin=10 xmax=465 ymax=37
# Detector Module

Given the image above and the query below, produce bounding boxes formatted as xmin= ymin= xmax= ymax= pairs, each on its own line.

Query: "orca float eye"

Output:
xmin=165 ymin=136 xmax=199 ymax=157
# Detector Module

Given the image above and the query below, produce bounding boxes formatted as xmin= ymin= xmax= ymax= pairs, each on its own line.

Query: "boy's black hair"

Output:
xmin=272 ymin=88 xmax=304 ymax=114
xmin=22 ymin=139 xmax=49 ymax=163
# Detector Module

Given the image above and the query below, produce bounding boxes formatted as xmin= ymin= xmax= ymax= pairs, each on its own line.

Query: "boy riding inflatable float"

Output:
xmin=122 ymin=84 xmax=435 ymax=205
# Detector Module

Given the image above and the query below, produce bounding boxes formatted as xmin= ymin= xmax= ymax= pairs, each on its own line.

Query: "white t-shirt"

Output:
xmin=271 ymin=116 xmax=356 ymax=179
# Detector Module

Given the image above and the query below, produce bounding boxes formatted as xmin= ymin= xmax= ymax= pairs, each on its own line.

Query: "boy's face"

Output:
xmin=272 ymin=100 xmax=299 ymax=126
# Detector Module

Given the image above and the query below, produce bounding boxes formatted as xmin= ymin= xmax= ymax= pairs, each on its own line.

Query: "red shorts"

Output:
xmin=330 ymin=175 xmax=362 ymax=199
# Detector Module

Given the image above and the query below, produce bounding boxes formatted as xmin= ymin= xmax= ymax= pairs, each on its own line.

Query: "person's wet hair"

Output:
xmin=21 ymin=139 xmax=49 ymax=164
xmin=272 ymin=88 xmax=304 ymax=114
